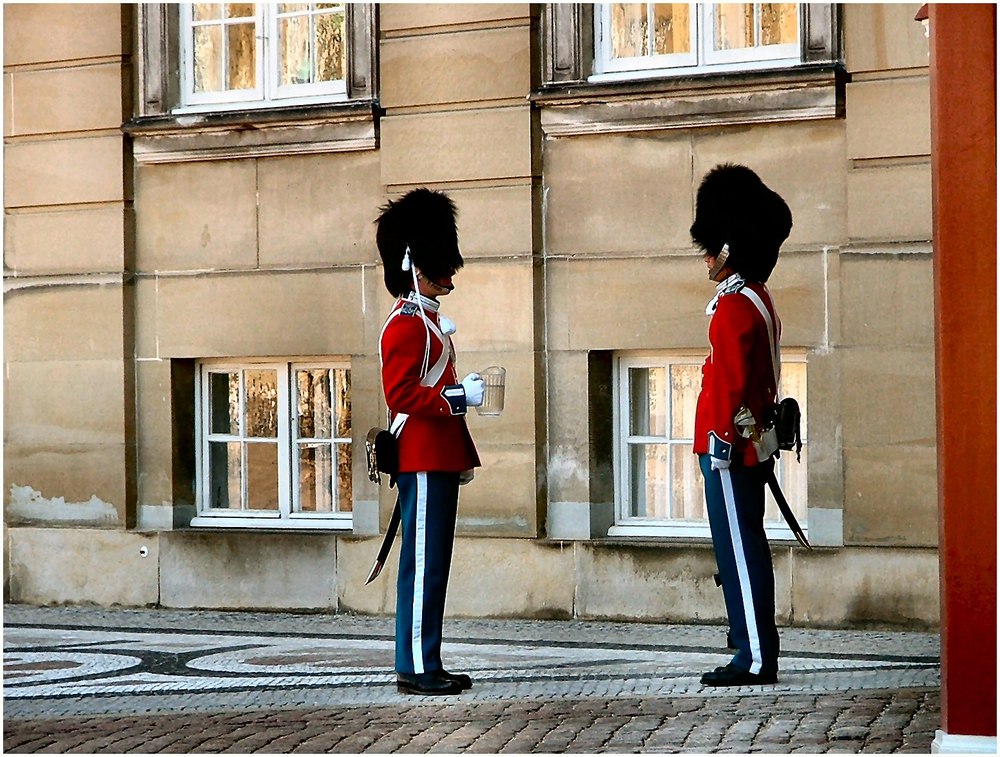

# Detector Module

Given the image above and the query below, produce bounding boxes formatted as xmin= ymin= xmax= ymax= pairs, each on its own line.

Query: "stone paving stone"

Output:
xmin=566 ymin=715 xmax=622 ymax=751
xmin=717 ymin=712 xmax=765 ymax=750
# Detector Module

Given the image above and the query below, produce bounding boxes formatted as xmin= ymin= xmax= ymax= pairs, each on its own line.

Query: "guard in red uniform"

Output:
xmin=691 ymin=164 xmax=793 ymax=687
xmin=375 ymin=188 xmax=484 ymax=696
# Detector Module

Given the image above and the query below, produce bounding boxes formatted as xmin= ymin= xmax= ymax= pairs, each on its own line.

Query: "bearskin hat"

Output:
xmin=375 ymin=188 xmax=464 ymax=297
xmin=690 ymin=164 xmax=792 ymax=283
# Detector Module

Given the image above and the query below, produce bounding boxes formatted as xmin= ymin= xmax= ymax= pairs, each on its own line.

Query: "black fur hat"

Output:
xmin=375 ymin=188 xmax=464 ymax=297
xmin=690 ymin=164 xmax=792 ymax=283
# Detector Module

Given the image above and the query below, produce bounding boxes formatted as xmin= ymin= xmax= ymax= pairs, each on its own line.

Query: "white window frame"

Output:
xmin=192 ymin=359 xmax=353 ymax=530
xmin=593 ymin=3 xmax=802 ymax=83
xmin=596 ymin=4 xmax=698 ymax=74
xmin=609 ymin=350 xmax=807 ymax=541
xmin=178 ymin=3 xmax=349 ymax=114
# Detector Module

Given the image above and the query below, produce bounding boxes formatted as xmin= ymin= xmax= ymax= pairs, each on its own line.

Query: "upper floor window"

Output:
xmin=611 ymin=351 xmax=808 ymax=540
xmin=130 ymin=3 xmax=377 ymax=162
xmin=192 ymin=360 xmax=353 ymax=530
xmin=179 ymin=3 xmax=349 ymax=112
xmin=537 ymin=4 xmax=842 ymax=134
xmin=594 ymin=3 xmax=800 ymax=81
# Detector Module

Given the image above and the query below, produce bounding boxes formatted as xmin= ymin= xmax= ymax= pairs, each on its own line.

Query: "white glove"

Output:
xmin=710 ymin=456 xmax=731 ymax=471
xmin=461 ymin=373 xmax=484 ymax=407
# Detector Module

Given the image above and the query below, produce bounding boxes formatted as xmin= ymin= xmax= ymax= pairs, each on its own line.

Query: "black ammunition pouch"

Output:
xmin=365 ymin=427 xmax=399 ymax=487
xmin=772 ymin=398 xmax=802 ymax=462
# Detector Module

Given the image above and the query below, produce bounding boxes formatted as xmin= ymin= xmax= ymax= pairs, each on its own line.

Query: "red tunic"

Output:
xmin=379 ymin=297 xmax=481 ymax=473
xmin=694 ymin=280 xmax=780 ymax=467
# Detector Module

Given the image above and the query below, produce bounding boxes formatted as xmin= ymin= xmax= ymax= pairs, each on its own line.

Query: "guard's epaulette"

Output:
xmin=399 ymin=302 xmax=419 ymax=316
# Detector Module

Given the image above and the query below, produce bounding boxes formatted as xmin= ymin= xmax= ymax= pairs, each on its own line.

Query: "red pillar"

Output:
xmin=928 ymin=3 xmax=997 ymax=750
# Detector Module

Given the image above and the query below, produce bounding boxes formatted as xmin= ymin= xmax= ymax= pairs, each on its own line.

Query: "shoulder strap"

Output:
xmin=389 ymin=412 xmax=408 ymax=436
xmin=417 ymin=318 xmax=452 ymax=388
xmin=377 ymin=306 xmax=406 ymax=368
xmin=740 ymin=287 xmax=781 ymax=396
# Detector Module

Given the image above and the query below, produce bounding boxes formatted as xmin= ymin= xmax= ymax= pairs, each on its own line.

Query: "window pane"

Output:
xmin=611 ymin=4 xmax=649 ymax=58
xmin=771 ymin=360 xmax=807 ymax=522
xmin=336 ymin=442 xmax=352 ymax=512
xmin=714 ymin=3 xmax=754 ymax=50
xmin=315 ymin=10 xmax=345 ymax=82
xmin=670 ymin=443 xmax=704 ymax=519
xmin=297 ymin=369 xmax=332 ymax=439
xmin=279 ymin=3 xmax=309 ymax=12
xmin=226 ymin=21 xmax=256 ymax=90
xmin=209 ymin=372 xmax=239 ymax=434
xmin=208 ymin=441 xmax=241 ymax=509
xmin=629 ymin=443 xmax=669 ymax=518
xmin=279 ymin=15 xmax=312 ymax=86
xmin=226 ymin=3 xmax=255 ymax=18
xmin=193 ymin=4 xmax=222 ymax=21
xmin=670 ymin=363 xmax=700 ymax=438
xmin=768 ymin=446 xmax=807 ymax=522
xmin=246 ymin=442 xmax=279 ymax=510
xmin=629 ymin=367 xmax=666 ymax=437
xmin=780 ymin=362 xmax=807 ymax=438
xmin=760 ymin=3 xmax=797 ymax=46
xmin=245 ymin=369 xmax=277 ymax=438
xmin=652 ymin=4 xmax=690 ymax=55
xmin=298 ymin=444 xmax=333 ymax=512
xmin=334 ymin=368 xmax=351 ymax=439
xmin=193 ymin=25 xmax=222 ymax=93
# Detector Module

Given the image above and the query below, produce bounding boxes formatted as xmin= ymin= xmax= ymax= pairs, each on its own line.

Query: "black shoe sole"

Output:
xmin=396 ymin=683 xmax=463 ymax=696
xmin=700 ymin=673 xmax=777 ymax=687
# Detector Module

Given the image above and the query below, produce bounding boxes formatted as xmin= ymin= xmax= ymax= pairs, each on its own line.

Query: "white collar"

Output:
xmin=705 ymin=273 xmax=746 ymax=315
xmin=403 ymin=290 xmax=440 ymax=313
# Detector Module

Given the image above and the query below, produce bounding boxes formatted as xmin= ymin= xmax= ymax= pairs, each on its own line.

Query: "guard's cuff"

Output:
xmin=442 ymin=384 xmax=468 ymax=416
xmin=708 ymin=431 xmax=732 ymax=461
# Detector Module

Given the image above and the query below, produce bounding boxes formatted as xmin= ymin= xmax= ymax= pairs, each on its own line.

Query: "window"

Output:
xmin=179 ymin=3 xmax=348 ymax=111
xmin=595 ymin=3 xmax=800 ymax=81
xmin=611 ymin=352 xmax=807 ymax=539
xmin=129 ymin=4 xmax=377 ymax=163
xmin=193 ymin=360 xmax=353 ymax=529
xmin=537 ymin=4 xmax=842 ymax=136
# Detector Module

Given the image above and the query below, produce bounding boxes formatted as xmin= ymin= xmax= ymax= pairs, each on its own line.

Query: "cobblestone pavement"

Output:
xmin=3 ymin=605 xmax=940 ymax=753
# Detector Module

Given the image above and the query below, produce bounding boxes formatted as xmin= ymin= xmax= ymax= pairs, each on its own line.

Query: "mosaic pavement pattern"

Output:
xmin=3 ymin=606 xmax=939 ymax=720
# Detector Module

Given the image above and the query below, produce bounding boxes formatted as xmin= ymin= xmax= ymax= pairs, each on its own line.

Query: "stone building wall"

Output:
xmin=4 ymin=3 xmax=939 ymax=629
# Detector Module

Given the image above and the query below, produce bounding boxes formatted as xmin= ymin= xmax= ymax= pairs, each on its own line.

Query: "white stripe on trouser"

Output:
xmin=410 ymin=472 xmax=428 ymax=674
xmin=718 ymin=468 xmax=764 ymax=675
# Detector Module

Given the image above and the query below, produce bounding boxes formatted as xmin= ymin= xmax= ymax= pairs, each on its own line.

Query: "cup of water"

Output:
xmin=475 ymin=366 xmax=506 ymax=416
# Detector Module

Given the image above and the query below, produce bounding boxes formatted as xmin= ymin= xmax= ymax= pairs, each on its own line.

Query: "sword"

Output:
xmin=365 ymin=497 xmax=401 ymax=584
xmin=766 ymin=470 xmax=812 ymax=550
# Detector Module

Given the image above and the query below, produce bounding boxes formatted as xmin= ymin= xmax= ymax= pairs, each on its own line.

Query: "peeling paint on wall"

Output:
xmin=6 ymin=485 xmax=119 ymax=525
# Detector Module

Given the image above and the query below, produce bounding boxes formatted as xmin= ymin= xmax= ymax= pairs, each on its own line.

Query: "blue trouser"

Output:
xmin=700 ymin=454 xmax=780 ymax=676
xmin=395 ymin=471 xmax=460 ymax=675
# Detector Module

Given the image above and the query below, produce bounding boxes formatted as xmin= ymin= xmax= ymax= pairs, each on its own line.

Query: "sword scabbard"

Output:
xmin=365 ymin=497 xmax=402 ymax=585
xmin=766 ymin=471 xmax=812 ymax=550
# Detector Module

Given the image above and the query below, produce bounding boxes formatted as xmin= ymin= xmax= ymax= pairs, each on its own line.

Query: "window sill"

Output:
xmin=531 ymin=64 xmax=848 ymax=137
xmin=123 ymin=100 xmax=381 ymax=164
xmin=189 ymin=514 xmax=354 ymax=532
xmin=608 ymin=521 xmax=805 ymax=541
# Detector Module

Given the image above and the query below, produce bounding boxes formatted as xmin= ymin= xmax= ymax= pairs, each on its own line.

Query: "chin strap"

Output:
xmin=709 ymin=243 xmax=731 ymax=280
xmin=403 ymin=246 xmax=432 ymax=378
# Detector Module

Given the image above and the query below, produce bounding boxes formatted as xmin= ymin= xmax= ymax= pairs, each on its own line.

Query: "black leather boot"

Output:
xmin=396 ymin=671 xmax=463 ymax=695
